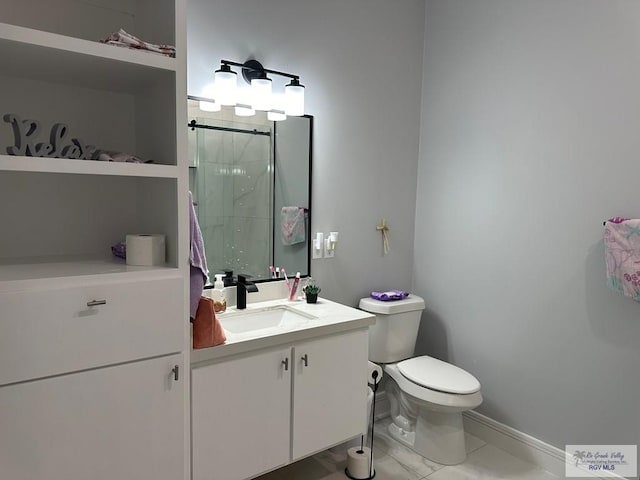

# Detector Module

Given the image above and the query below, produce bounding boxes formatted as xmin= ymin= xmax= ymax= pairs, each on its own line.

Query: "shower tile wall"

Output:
xmin=189 ymin=117 xmax=273 ymax=281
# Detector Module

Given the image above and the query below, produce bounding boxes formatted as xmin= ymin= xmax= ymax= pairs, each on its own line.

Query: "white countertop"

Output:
xmin=190 ymin=295 xmax=375 ymax=366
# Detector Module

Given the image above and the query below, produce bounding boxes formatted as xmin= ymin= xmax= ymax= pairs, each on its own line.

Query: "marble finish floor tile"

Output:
xmin=320 ymin=454 xmax=422 ymax=480
xmin=255 ymin=456 xmax=332 ymax=480
xmin=372 ymin=418 xmax=443 ymax=478
xmin=372 ymin=417 xmax=487 ymax=478
xmin=463 ymin=430 xmax=487 ymax=454
xmin=256 ymin=418 xmax=557 ymax=480
xmin=426 ymin=444 xmax=559 ymax=480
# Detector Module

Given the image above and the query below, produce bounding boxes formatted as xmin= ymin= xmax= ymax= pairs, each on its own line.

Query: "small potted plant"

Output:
xmin=302 ymin=283 xmax=321 ymax=304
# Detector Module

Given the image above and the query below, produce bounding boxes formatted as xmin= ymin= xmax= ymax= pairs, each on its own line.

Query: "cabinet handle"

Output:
xmin=86 ymin=299 xmax=107 ymax=307
xmin=301 ymin=354 xmax=309 ymax=367
xmin=282 ymin=358 xmax=289 ymax=371
xmin=171 ymin=365 xmax=179 ymax=381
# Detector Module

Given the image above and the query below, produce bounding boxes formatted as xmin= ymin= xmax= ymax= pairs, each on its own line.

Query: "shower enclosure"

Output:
xmin=189 ymin=116 xmax=274 ymax=280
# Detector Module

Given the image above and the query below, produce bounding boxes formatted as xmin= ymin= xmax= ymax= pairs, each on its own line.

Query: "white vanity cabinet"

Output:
xmin=0 ymin=1 xmax=188 ymax=479
xmin=192 ymin=346 xmax=292 ymax=480
xmin=191 ymin=328 xmax=369 ymax=480
xmin=0 ymin=354 xmax=184 ymax=480
xmin=291 ymin=329 xmax=369 ymax=460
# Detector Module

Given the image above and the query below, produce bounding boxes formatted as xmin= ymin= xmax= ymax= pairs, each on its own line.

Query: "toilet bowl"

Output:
xmin=359 ymin=295 xmax=482 ymax=466
xmin=384 ymin=357 xmax=482 ymax=465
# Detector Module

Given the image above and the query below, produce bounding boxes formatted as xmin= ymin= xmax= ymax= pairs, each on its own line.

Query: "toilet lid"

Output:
xmin=397 ymin=356 xmax=480 ymax=394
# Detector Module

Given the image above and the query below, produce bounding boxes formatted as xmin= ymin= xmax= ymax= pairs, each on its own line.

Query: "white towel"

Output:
xmin=281 ymin=206 xmax=306 ymax=246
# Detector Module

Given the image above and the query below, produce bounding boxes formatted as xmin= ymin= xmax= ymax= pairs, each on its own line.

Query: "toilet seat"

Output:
xmin=384 ymin=362 xmax=482 ymax=413
xmin=397 ymin=356 xmax=480 ymax=394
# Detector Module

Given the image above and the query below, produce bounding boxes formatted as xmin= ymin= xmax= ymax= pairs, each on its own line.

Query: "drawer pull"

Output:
xmin=86 ymin=299 xmax=107 ymax=307
xmin=301 ymin=354 xmax=309 ymax=367
xmin=282 ymin=358 xmax=289 ymax=371
xmin=171 ymin=365 xmax=179 ymax=381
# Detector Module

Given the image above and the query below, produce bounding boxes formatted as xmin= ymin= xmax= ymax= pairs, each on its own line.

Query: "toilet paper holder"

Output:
xmin=345 ymin=368 xmax=380 ymax=480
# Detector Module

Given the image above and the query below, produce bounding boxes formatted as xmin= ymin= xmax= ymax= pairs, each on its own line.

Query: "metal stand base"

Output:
xmin=344 ymin=467 xmax=376 ymax=480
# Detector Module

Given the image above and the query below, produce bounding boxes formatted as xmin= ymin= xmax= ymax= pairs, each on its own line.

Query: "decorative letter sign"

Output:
xmin=3 ymin=114 xmax=99 ymax=160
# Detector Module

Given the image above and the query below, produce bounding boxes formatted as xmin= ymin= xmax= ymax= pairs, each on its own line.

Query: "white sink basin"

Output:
xmin=220 ymin=305 xmax=317 ymax=338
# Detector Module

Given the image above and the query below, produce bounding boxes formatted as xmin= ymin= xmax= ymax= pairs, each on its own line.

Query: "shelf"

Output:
xmin=0 ymin=155 xmax=180 ymax=178
xmin=0 ymin=22 xmax=176 ymax=94
xmin=0 ymin=255 xmax=179 ymax=286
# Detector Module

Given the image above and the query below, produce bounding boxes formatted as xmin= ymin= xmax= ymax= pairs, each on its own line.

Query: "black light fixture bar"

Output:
xmin=221 ymin=59 xmax=300 ymax=82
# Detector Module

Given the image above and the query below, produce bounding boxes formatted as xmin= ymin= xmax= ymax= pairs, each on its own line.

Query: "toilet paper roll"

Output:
xmin=368 ymin=361 xmax=383 ymax=385
xmin=346 ymin=447 xmax=373 ymax=479
xmin=126 ymin=234 xmax=166 ymax=266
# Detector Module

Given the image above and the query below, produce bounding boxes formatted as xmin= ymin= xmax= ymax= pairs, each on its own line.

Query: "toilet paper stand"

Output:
xmin=345 ymin=369 xmax=380 ymax=480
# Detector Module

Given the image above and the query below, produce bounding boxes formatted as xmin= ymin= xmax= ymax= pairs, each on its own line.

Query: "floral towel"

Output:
xmin=604 ymin=217 xmax=640 ymax=301
xmin=101 ymin=29 xmax=176 ymax=58
xmin=281 ymin=206 xmax=306 ymax=246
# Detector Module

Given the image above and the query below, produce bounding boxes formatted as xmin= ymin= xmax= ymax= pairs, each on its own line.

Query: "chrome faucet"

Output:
xmin=236 ymin=274 xmax=259 ymax=310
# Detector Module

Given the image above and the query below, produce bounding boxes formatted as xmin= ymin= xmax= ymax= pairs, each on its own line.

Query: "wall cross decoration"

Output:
xmin=376 ymin=218 xmax=390 ymax=256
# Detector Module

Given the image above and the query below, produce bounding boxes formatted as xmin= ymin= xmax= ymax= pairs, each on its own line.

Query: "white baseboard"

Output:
xmin=463 ymin=410 xmax=627 ymax=480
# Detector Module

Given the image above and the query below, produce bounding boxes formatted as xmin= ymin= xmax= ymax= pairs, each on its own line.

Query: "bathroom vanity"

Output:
xmin=190 ymin=296 xmax=375 ymax=480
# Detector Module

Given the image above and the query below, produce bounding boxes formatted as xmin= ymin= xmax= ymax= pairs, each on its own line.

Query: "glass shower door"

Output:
xmin=189 ymin=119 xmax=273 ymax=281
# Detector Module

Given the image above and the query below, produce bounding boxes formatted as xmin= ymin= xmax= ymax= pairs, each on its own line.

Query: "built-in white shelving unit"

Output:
xmin=0 ymin=0 xmax=188 ymax=478
xmin=0 ymin=0 xmax=185 ymax=280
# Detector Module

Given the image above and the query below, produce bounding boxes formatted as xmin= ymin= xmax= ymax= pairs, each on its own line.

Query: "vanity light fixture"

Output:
xmin=284 ymin=78 xmax=305 ymax=116
xmin=211 ymin=59 xmax=305 ymax=118
xmin=214 ymin=63 xmax=238 ymax=106
xmin=250 ymin=75 xmax=273 ymax=111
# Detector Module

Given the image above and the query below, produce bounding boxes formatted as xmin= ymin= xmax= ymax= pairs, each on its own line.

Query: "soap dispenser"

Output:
xmin=211 ymin=274 xmax=227 ymax=313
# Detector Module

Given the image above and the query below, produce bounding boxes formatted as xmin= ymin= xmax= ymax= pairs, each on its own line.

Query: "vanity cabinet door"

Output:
xmin=0 ymin=354 xmax=184 ymax=480
xmin=192 ymin=347 xmax=292 ymax=480
xmin=292 ymin=329 xmax=369 ymax=460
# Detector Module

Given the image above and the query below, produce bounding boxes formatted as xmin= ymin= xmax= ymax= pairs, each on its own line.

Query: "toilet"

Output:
xmin=359 ymin=294 xmax=482 ymax=466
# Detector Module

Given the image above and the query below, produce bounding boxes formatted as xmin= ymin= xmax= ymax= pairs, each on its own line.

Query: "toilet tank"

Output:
xmin=359 ymin=295 xmax=426 ymax=363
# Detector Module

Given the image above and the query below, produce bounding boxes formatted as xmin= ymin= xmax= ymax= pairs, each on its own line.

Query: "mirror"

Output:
xmin=187 ymin=97 xmax=312 ymax=283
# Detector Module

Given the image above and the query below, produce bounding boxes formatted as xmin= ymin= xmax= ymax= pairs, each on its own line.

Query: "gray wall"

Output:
xmin=187 ymin=0 xmax=425 ymax=306
xmin=416 ymin=0 xmax=640 ymax=450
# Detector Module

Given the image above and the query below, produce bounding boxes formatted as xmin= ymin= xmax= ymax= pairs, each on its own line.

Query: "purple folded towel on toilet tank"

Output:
xmin=370 ymin=290 xmax=410 ymax=301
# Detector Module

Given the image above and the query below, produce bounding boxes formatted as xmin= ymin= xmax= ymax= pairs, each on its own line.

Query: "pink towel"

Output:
xmin=191 ymin=297 xmax=226 ymax=349
xmin=604 ymin=218 xmax=640 ymax=301
xmin=281 ymin=206 xmax=306 ymax=246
